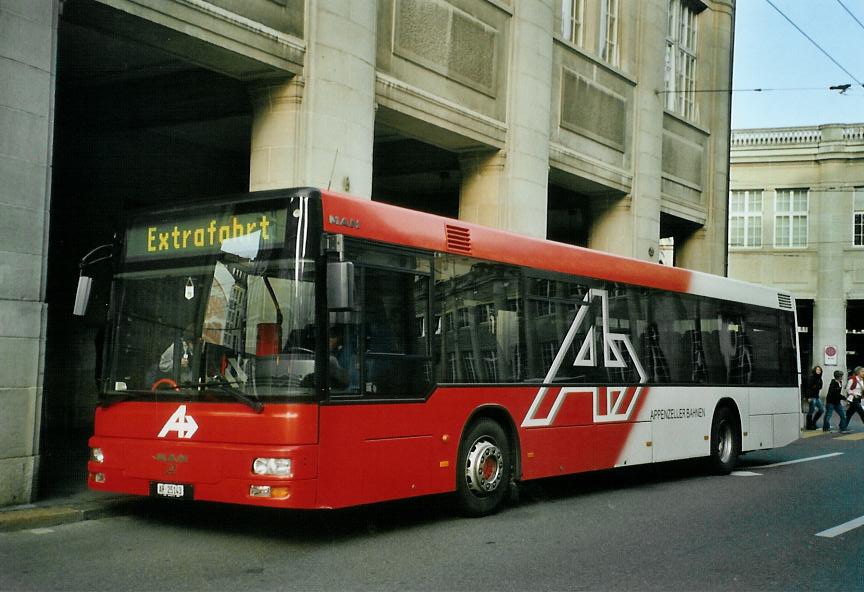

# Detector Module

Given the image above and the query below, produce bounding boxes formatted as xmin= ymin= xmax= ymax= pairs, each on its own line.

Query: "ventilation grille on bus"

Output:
xmin=446 ymin=225 xmax=472 ymax=254
xmin=778 ymin=293 xmax=793 ymax=310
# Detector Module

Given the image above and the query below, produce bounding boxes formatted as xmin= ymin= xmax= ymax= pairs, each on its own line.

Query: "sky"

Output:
xmin=731 ymin=0 xmax=864 ymax=129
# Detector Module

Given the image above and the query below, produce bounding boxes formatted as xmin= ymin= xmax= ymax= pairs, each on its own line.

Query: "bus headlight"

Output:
xmin=90 ymin=447 xmax=105 ymax=463
xmin=252 ymin=458 xmax=292 ymax=477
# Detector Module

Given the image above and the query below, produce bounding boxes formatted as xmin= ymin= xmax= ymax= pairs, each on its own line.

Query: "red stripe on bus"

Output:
xmin=321 ymin=191 xmax=691 ymax=293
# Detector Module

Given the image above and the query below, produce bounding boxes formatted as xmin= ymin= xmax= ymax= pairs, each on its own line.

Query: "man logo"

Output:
xmin=158 ymin=405 xmax=199 ymax=439
xmin=522 ymin=288 xmax=647 ymax=428
xmin=328 ymin=215 xmax=360 ymax=229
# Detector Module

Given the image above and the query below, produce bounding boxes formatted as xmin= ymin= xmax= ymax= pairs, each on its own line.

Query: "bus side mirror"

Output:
xmin=73 ymin=243 xmax=114 ymax=317
xmin=327 ymin=261 xmax=354 ymax=311
xmin=73 ymin=274 xmax=93 ymax=317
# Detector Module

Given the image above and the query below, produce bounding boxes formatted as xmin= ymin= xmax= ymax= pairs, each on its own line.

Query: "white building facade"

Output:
xmin=729 ymin=124 xmax=864 ymax=375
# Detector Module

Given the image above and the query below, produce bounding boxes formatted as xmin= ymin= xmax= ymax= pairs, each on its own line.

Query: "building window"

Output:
xmin=599 ymin=0 xmax=619 ymax=65
xmin=854 ymin=188 xmax=864 ymax=247
xmin=511 ymin=343 xmax=524 ymax=380
xmin=665 ymin=0 xmax=699 ymax=121
xmin=447 ymin=351 xmax=458 ymax=382
xmin=462 ymin=351 xmax=477 ymax=382
xmin=457 ymin=307 xmax=471 ymax=328
xmin=729 ymin=190 xmax=763 ymax=248
xmin=560 ymin=0 xmax=584 ymax=46
xmin=445 ymin=312 xmax=455 ymax=332
xmin=774 ymin=189 xmax=808 ymax=248
xmin=482 ymin=350 xmax=499 ymax=381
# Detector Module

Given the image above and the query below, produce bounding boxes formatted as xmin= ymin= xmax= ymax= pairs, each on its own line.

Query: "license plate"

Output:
xmin=150 ymin=482 xmax=192 ymax=499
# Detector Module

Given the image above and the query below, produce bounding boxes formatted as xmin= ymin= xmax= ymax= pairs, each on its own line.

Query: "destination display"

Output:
xmin=125 ymin=209 xmax=288 ymax=260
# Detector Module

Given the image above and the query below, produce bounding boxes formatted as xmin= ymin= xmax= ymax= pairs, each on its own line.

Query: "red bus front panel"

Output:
xmin=88 ymin=402 xmax=319 ymax=508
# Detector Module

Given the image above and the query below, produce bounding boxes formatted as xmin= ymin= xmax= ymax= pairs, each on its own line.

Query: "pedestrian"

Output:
xmin=823 ymin=370 xmax=847 ymax=432
xmin=845 ymin=366 xmax=864 ymax=431
xmin=805 ymin=365 xmax=824 ymax=430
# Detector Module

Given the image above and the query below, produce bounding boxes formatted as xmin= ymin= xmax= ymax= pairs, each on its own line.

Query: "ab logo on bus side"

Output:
xmin=522 ymin=288 xmax=647 ymax=428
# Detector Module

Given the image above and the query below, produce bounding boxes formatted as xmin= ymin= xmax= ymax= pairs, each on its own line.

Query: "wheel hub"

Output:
xmin=465 ymin=439 xmax=503 ymax=494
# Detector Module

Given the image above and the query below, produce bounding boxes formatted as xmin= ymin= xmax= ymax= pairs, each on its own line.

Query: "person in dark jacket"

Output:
xmin=805 ymin=365 xmax=824 ymax=430
xmin=823 ymin=369 xmax=847 ymax=432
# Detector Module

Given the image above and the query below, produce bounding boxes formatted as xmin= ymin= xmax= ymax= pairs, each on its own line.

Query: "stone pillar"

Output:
xmin=458 ymin=0 xmax=553 ymax=238
xmin=813 ymin=184 xmax=848 ymax=377
xmin=0 ymin=0 xmax=57 ymax=505
xmin=248 ymin=0 xmax=376 ymax=196
xmin=588 ymin=195 xmax=636 ymax=255
xmin=672 ymin=4 xmax=734 ymax=275
xmin=249 ymin=78 xmax=305 ymax=191
xmin=589 ymin=0 xmax=666 ymax=261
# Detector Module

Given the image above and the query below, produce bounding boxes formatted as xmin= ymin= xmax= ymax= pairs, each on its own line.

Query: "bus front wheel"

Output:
xmin=456 ymin=418 xmax=511 ymax=517
xmin=708 ymin=406 xmax=740 ymax=475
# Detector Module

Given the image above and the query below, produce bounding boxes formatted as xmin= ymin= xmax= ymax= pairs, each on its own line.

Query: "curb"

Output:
xmin=0 ymin=497 xmax=140 ymax=533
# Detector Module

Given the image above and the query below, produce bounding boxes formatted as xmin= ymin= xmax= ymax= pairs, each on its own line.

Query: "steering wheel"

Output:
xmin=284 ymin=347 xmax=314 ymax=355
xmin=151 ymin=378 xmax=179 ymax=392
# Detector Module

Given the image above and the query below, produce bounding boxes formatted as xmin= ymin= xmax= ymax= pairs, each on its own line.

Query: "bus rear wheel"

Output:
xmin=708 ymin=406 xmax=740 ymax=475
xmin=456 ymin=418 xmax=511 ymax=517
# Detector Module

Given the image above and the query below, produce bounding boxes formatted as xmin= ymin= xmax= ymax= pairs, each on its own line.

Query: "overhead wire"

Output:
xmin=657 ymin=2 xmax=864 ymax=97
xmin=835 ymin=0 xmax=864 ymax=34
xmin=763 ymin=0 xmax=864 ymax=88
xmin=656 ymin=86 xmax=863 ymax=94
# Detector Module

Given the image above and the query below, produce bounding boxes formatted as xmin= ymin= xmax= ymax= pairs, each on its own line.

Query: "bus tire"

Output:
xmin=456 ymin=418 xmax=511 ymax=517
xmin=708 ymin=406 xmax=740 ymax=475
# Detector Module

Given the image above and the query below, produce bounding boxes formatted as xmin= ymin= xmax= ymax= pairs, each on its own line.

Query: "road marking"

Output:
xmin=801 ymin=430 xmax=829 ymax=439
xmin=752 ymin=452 xmax=843 ymax=469
xmin=816 ymin=515 xmax=864 ymax=538
xmin=835 ymin=432 xmax=864 ymax=441
xmin=731 ymin=471 xmax=762 ymax=476
xmin=28 ymin=528 xmax=54 ymax=535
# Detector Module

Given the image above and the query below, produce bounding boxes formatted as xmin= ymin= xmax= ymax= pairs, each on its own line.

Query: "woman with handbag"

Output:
xmin=845 ymin=366 xmax=864 ymax=431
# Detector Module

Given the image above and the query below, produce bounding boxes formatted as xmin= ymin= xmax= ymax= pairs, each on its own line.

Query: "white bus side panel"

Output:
xmin=773 ymin=413 xmax=799 ymax=448
xmin=610 ymin=421 xmax=653 ymax=468
xmin=632 ymin=387 xmax=749 ymax=464
xmin=614 ymin=385 xmax=798 ymax=467
xmin=744 ymin=386 xmax=799 ymax=452
xmin=744 ymin=414 xmax=773 ymax=451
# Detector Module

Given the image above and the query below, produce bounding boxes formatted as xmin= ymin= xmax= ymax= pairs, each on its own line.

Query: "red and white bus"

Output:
xmin=82 ymin=187 xmax=800 ymax=515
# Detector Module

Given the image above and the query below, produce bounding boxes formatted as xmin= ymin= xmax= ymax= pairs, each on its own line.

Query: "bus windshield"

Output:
xmin=104 ymin=197 xmax=321 ymax=404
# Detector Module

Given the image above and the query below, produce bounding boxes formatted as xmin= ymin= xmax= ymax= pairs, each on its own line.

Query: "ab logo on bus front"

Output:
xmin=521 ymin=289 xmax=647 ymax=428
xmin=158 ymin=405 xmax=199 ymax=439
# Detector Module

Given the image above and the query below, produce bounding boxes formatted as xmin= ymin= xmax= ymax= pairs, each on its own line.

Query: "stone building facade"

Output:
xmin=0 ymin=0 xmax=735 ymax=505
xmin=729 ymin=124 xmax=864 ymax=376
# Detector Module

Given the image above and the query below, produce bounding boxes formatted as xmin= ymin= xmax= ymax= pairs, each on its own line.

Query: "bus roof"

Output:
xmin=319 ymin=189 xmax=793 ymax=312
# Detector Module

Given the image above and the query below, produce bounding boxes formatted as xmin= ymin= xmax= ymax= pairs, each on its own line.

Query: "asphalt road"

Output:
xmin=1 ymin=430 xmax=862 ymax=591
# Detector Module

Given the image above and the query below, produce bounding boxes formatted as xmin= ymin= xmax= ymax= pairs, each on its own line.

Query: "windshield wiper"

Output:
xmin=100 ymin=383 xmax=263 ymax=413
xmin=182 ymin=379 xmax=264 ymax=413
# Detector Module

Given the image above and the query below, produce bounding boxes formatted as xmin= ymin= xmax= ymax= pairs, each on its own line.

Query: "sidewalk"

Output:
xmin=0 ymin=489 xmax=142 ymax=533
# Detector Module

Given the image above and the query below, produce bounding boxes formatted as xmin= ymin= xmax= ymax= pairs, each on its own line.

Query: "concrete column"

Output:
xmin=672 ymin=5 xmax=734 ymax=275
xmin=458 ymin=152 xmax=507 ymax=229
xmin=0 ymin=0 xmax=57 ymax=505
xmin=813 ymin=185 xmax=848 ymax=376
xmin=248 ymin=0 xmax=376 ymax=196
xmin=675 ymin=229 xmax=708 ymax=270
xmin=458 ymin=0 xmax=553 ymax=238
xmin=589 ymin=0 xmax=666 ymax=261
xmin=249 ymin=78 xmax=305 ymax=190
